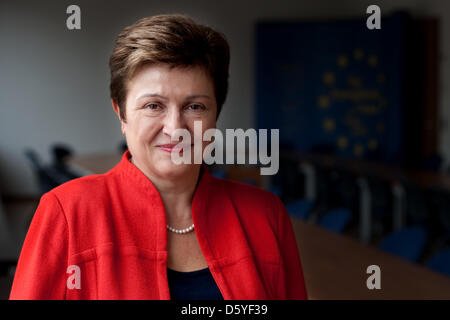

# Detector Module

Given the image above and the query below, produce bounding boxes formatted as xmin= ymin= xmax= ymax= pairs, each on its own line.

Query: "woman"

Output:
xmin=10 ymin=14 xmax=308 ymax=300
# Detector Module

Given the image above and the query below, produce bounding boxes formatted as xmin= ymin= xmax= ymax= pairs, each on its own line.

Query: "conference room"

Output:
xmin=1 ymin=0 xmax=450 ymax=300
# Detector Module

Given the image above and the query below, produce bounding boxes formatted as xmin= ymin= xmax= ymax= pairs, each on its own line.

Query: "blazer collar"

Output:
xmin=111 ymin=151 xmax=265 ymax=298
xmin=112 ymin=151 xmax=216 ymax=252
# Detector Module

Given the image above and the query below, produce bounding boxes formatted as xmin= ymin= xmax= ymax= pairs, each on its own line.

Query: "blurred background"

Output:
xmin=1 ymin=0 xmax=450 ymax=299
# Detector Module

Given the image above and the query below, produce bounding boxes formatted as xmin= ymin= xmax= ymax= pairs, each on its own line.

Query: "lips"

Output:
xmin=159 ymin=144 xmax=178 ymax=149
xmin=157 ymin=143 xmax=190 ymax=153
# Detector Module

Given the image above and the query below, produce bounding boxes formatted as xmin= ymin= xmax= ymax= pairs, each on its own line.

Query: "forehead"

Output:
xmin=127 ymin=63 xmax=214 ymax=99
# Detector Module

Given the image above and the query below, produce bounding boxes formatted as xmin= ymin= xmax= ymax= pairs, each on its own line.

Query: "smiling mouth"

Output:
xmin=157 ymin=144 xmax=192 ymax=153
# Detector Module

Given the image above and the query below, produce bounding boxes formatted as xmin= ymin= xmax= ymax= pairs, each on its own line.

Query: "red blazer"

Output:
xmin=10 ymin=151 xmax=308 ymax=300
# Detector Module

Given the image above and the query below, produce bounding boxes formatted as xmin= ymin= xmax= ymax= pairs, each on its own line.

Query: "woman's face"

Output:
xmin=114 ymin=63 xmax=217 ymax=180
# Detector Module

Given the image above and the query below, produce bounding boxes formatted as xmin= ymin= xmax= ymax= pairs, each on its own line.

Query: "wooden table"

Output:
xmin=291 ymin=218 xmax=450 ymax=299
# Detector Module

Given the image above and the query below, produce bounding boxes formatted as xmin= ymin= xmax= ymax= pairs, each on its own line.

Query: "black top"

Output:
xmin=167 ymin=267 xmax=224 ymax=300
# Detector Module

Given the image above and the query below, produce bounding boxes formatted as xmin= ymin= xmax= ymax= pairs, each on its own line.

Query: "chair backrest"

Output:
xmin=24 ymin=149 xmax=60 ymax=194
xmin=403 ymin=181 xmax=430 ymax=226
xmin=329 ymin=169 xmax=359 ymax=213
xmin=25 ymin=147 xmax=82 ymax=195
xmin=366 ymin=174 xmax=392 ymax=218
xmin=285 ymin=198 xmax=314 ymax=220
xmin=51 ymin=143 xmax=73 ymax=166
xmin=378 ymin=225 xmax=428 ymax=262
xmin=24 ymin=149 xmax=42 ymax=170
xmin=427 ymin=248 xmax=450 ymax=277
xmin=318 ymin=208 xmax=352 ymax=234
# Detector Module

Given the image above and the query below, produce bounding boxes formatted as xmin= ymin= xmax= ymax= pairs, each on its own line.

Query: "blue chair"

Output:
xmin=212 ymin=169 xmax=226 ymax=179
xmin=427 ymin=248 xmax=450 ymax=277
xmin=242 ymin=179 xmax=257 ymax=186
xmin=378 ymin=226 xmax=428 ymax=262
xmin=285 ymin=199 xmax=314 ymax=220
xmin=268 ymin=185 xmax=282 ymax=197
xmin=318 ymin=208 xmax=352 ymax=233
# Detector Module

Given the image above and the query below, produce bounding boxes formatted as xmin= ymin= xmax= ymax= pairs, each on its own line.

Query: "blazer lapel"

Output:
xmin=192 ymin=168 xmax=270 ymax=299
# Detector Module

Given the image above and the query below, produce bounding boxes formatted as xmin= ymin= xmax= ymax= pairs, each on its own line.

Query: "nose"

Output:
xmin=162 ymin=106 xmax=186 ymax=140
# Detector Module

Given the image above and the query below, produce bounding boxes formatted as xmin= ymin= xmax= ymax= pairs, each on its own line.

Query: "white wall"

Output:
xmin=1 ymin=0 xmax=449 ymax=196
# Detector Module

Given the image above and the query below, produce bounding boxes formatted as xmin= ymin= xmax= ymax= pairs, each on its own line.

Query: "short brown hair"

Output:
xmin=109 ymin=14 xmax=230 ymax=121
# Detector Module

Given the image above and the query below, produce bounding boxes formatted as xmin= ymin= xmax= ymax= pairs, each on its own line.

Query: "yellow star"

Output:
xmin=337 ymin=136 xmax=348 ymax=149
xmin=323 ymin=118 xmax=336 ymax=132
xmin=318 ymin=95 xmax=330 ymax=109
xmin=353 ymin=144 xmax=364 ymax=157
xmin=337 ymin=55 xmax=349 ymax=68
xmin=368 ymin=139 xmax=378 ymax=150
xmin=354 ymin=48 xmax=364 ymax=61
xmin=323 ymin=72 xmax=335 ymax=85
xmin=368 ymin=54 xmax=378 ymax=67
xmin=347 ymin=76 xmax=362 ymax=88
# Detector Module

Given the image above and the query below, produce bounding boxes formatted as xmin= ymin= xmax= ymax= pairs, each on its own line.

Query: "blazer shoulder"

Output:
xmin=49 ymin=171 xmax=113 ymax=203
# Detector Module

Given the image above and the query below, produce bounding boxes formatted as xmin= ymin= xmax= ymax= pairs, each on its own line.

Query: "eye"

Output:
xmin=187 ymin=104 xmax=205 ymax=111
xmin=145 ymin=103 xmax=161 ymax=110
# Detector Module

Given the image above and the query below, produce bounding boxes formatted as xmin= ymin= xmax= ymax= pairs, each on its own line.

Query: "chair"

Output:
xmin=268 ymin=185 xmax=282 ymax=197
xmin=366 ymin=174 xmax=393 ymax=237
xmin=318 ymin=208 xmax=352 ymax=233
xmin=51 ymin=143 xmax=73 ymax=165
xmin=211 ymin=169 xmax=226 ymax=179
xmin=378 ymin=225 xmax=428 ymax=262
xmin=24 ymin=149 xmax=60 ymax=194
xmin=50 ymin=143 xmax=80 ymax=180
xmin=25 ymin=148 xmax=80 ymax=195
xmin=285 ymin=198 xmax=314 ymax=220
xmin=427 ymin=248 xmax=450 ymax=277
xmin=242 ymin=179 xmax=257 ymax=186
xmin=328 ymin=168 xmax=359 ymax=216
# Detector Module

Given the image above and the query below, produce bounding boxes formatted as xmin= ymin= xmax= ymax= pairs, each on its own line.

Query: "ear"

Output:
xmin=111 ymin=99 xmax=126 ymax=135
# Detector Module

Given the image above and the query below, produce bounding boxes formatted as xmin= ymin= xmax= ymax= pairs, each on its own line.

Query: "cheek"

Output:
xmin=129 ymin=117 xmax=162 ymax=143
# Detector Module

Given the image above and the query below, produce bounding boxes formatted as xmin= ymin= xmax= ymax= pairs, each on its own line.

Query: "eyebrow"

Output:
xmin=135 ymin=93 xmax=212 ymax=102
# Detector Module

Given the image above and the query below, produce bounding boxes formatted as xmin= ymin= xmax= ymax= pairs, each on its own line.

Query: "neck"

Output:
xmin=130 ymin=157 xmax=201 ymax=226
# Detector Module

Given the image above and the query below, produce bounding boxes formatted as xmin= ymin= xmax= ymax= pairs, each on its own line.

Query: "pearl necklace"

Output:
xmin=166 ymin=223 xmax=195 ymax=234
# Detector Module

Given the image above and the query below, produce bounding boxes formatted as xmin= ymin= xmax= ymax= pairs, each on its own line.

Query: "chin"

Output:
xmin=154 ymin=159 xmax=196 ymax=179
